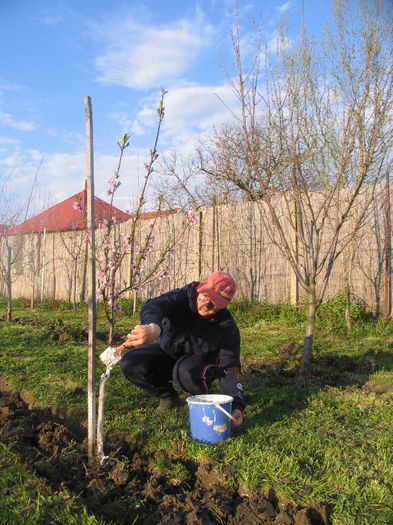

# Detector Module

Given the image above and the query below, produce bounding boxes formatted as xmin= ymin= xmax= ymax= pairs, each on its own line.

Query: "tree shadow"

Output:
xmin=240 ymin=343 xmax=393 ymax=430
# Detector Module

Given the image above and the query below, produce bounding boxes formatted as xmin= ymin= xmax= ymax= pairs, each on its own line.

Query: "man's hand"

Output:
xmin=123 ymin=323 xmax=161 ymax=348
xmin=231 ymin=408 xmax=243 ymax=428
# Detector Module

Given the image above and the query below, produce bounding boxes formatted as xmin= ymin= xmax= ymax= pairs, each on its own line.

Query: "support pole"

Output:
xmin=385 ymin=172 xmax=391 ymax=320
xmin=85 ymin=96 xmax=96 ymax=461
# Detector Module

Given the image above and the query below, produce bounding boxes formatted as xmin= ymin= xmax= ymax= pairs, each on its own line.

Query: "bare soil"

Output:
xmin=0 ymin=381 xmax=330 ymax=525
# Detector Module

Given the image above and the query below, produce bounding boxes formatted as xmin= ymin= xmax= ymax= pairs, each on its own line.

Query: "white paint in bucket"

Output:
xmin=186 ymin=394 xmax=234 ymax=443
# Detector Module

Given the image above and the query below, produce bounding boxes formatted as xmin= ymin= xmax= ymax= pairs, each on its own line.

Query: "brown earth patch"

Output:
xmin=0 ymin=383 xmax=330 ymax=525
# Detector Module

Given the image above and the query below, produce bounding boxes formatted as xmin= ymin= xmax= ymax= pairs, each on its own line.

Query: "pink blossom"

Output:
xmin=73 ymin=201 xmax=82 ymax=212
xmin=108 ymin=177 xmax=116 ymax=186
xmin=188 ymin=210 xmax=198 ymax=226
xmin=104 ymin=237 xmax=114 ymax=249
xmin=106 ymin=189 xmax=112 ymax=196
xmin=156 ymin=268 xmax=169 ymax=281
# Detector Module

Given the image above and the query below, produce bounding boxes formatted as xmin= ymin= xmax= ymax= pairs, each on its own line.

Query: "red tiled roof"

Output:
xmin=9 ymin=191 xmax=130 ymax=234
xmin=128 ymin=209 xmax=178 ymax=220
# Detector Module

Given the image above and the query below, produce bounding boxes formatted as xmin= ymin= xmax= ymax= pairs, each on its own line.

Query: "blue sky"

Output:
xmin=0 ymin=0 xmax=332 ymax=217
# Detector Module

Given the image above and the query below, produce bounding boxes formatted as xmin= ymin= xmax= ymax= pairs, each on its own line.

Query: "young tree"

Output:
xmin=0 ymin=183 xmax=20 ymax=320
xmin=58 ymin=228 xmax=86 ymax=308
xmin=199 ymin=0 xmax=393 ymax=378
xmin=86 ymin=90 xmax=197 ymax=344
xmin=0 ymin=159 xmax=42 ymax=319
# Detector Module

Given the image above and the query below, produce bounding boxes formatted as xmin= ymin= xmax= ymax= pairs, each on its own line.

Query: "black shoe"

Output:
xmin=155 ymin=396 xmax=183 ymax=413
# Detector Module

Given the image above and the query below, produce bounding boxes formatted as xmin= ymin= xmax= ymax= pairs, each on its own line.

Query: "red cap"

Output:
xmin=196 ymin=271 xmax=236 ymax=309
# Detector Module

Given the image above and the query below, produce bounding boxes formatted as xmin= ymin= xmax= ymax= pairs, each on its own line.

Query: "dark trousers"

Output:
xmin=120 ymin=344 xmax=219 ymax=400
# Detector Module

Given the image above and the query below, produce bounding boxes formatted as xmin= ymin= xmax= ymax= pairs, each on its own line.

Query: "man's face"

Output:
xmin=196 ymin=293 xmax=221 ymax=317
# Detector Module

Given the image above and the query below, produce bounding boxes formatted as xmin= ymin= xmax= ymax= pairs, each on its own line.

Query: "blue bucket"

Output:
xmin=186 ymin=394 xmax=234 ymax=443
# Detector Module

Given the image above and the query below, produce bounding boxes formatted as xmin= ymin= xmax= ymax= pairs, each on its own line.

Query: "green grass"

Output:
xmin=1 ymin=295 xmax=393 ymax=524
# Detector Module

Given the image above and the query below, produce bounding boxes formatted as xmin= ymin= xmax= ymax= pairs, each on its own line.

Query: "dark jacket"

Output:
xmin=140 ymin=282 xmax=245 ymax=412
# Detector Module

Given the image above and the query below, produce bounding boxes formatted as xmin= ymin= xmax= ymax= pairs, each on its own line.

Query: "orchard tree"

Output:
xmin=0 ymin=160 xmax=42 ymax=319
xmin=0 ymin=194 xmax=20 ymax=320
xmin=199 ymin=0 xmax=393 ymax=378
xmin=84 ymin=90 xmax=198 ymax=344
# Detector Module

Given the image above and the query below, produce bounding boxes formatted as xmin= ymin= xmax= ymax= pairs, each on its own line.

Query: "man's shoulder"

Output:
xmin=218 ymin=309 xmax=240 ymax=331
xmin=163 ymin=283 xmax=194 ymax=302
xmin=146 ymin=283 xmax=195 ymax=312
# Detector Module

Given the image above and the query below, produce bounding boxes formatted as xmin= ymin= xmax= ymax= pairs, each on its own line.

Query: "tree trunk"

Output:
xmin=73 ymin=258 xmax=78 ymax=311
xmin=299 ymin=284 xmax=317 ymax=379
xmin=108 ymin=321 xmax=114 ymax=346
xmin=80 ymin=243 xmax=88 ymax=302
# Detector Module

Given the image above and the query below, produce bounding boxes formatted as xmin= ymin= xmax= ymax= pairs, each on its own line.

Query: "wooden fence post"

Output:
xmin=290 ymin=198 xmax=299 ymax=305
xmin=84 ymin=96 xmax=96 ymax=462
xmin=211 ymin=196 xmax=216 ymax=271
xmin=195 ymin=210 xmax=203 ymax=280
xmin=385 ymin=173 xmax=391 ymax=320
xmin=40 ymin=228 xmax=46 ymax=301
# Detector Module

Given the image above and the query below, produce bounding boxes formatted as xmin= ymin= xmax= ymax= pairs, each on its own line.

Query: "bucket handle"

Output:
xmin=214 ymin=403 xmax=236 ymax=422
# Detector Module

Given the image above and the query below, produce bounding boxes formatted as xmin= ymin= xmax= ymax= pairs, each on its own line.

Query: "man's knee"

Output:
xmin=120 ymin=350 xmax=147 ymax=382
xmin=173 ymin=355 xmax=217 ymax=394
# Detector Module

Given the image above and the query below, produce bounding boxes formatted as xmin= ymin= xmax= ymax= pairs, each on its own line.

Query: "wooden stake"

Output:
xmin=84 ymin=96 xmax=97 ymax=461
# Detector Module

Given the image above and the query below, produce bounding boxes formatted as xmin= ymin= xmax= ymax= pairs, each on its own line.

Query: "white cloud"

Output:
xmin=93 ymin=11 xmax=216 ymax=89
xmin=36 ymin=11 xmax=65 ymax=26
xmin=130 ymin=82 xmax=240 ymax=156
xmin=165 ymin=84 xmax=238 ymax=135
xmin=0 ymin=111 xmax=35 ymax=131
xmin=46 ymin=128 xmax=84 ymax=145
xmin=0 ymin=146 xmax=149 ymax=214
xmin=267 ymin=31 xmax=293 ymax=53
xmin=278 ymin=1 xmax=291 ymax=14
xmin=0 ymin=79 xmax=239 ymax=213
xmin=0 ymin=136 xmax=20 ymax=145
xmin=131 ymin=105 xmax=157 ymax=135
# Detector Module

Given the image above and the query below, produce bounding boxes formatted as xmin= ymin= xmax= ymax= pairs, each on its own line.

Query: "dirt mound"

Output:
xmin=0 ymin=385 xmax=330 ymax=525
